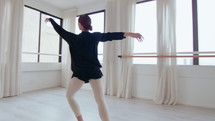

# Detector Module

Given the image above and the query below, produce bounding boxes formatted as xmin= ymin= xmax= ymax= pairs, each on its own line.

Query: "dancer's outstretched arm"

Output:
xmin=124 ymin=32 xmax=144 ymax=42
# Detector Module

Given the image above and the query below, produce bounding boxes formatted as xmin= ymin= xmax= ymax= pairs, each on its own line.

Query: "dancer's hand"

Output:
xmin=45 ymin=18 xmax=51 ymax=23
xmin=124 ymin=32 xmax=144 ymax=42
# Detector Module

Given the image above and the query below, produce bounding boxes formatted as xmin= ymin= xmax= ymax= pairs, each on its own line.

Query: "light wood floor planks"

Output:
xmin=0 ymin=87 xmax=215 ymax=121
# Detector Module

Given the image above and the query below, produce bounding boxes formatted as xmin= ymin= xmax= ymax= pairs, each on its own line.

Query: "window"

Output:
xmin=176 ymin=0 xmax=193 ymax=65
xmin=22 ymin=6 xmax=62 ymax=63
xmin=197 ymin=0 xmax=215 ymax=65
xmin=75 ymin=11 xmax=105 ymax=63
xmin=176 ymin=0 xmax=215 ymax=66
xmin=134 ymin=0 xmax=215 ymax=66
xmin=134 ymin=0 xmax=157 ymax=64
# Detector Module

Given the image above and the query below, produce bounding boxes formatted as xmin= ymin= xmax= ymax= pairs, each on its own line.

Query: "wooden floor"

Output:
xmin=0 ymin=88 xmax=215 ymax=121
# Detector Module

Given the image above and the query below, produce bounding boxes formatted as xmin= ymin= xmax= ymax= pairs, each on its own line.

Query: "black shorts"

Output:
xmin=72 ymin=67 xmax=103 ymax=83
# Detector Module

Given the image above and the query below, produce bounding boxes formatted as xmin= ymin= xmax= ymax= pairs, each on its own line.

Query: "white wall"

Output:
xmin=22 ymin=63 xmax=61 ymax=92
xmin=81 ymin=64 xmax=215 ymax=109
xmin=24 ymin=0 xmax=63 ymax=18
xmin=132 ymin=65 xmax=215 ymax=109
xmin=77 ymin=1 xmax=105 ymax=15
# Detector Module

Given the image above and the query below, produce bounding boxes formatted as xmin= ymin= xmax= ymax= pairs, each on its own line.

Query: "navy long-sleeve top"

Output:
xmin=50 ymin=18 xmax=125 ymax=83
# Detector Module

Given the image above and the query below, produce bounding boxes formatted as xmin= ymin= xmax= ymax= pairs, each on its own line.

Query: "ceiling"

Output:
xmin=33 ymin=0 xmax=103 ymax=10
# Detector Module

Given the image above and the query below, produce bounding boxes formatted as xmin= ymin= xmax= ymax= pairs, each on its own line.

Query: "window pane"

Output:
xmin=90 ymin=12 xmax=104 ymax=55
xmin=197 ymin=0 xmax=215 ymax=65
xmin=22 ymin=7 xmax=40 ymax=62
xmin=40 ymin=14 xmax=61 ymax=63
xmin=22 ymin=54 xmax=38 ymax=63
xmin=22 ymin=7 xmax=62 ymax=63
xmin=134 ymin=1 xmax=157 ymax=64
xmin=176 ymin=0 xmax=193 ymax=65
xmin=40 ymin=55 xmax=59 ymax=63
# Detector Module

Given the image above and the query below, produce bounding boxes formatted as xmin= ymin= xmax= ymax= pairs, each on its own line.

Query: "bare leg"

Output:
xmin=89 ymin=79 xmax=110 ymax=121
xmin=66 ymin=77 xmax=84 ymax=121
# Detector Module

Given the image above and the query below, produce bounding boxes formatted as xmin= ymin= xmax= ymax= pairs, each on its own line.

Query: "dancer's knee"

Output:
xmin=95 ymin=94 xmax=105 ymax=105
xmin=66 ymin=90 xmax=75 ymax=101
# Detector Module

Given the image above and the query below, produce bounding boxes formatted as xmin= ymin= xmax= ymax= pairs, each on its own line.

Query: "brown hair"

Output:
xmin=78 ymin=15 xmax=92 ymax=31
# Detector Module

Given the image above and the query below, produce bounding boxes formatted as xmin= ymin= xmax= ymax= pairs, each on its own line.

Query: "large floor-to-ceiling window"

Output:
xmin=134 ymin=0 xmax=215 ymax=66
xmin=22 ymin=6 xmax=62 ymax=63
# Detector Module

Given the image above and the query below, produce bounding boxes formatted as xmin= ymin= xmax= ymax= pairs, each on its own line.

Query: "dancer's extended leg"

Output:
xmin=89 ymin=79 xmax=110 ymax=121
xmin=66 ymin=77 xmax=84 ymax=121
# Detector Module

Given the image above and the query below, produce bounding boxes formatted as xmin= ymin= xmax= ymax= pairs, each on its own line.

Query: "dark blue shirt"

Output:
xmin=50 ymin=18 xmax=125 ymax=83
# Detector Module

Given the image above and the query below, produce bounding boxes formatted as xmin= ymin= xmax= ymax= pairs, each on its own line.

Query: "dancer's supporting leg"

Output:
xmin=89 ymin=79 xmax=110 ymax=121
xmin=66 ymin=77 xmax=84 ymax=121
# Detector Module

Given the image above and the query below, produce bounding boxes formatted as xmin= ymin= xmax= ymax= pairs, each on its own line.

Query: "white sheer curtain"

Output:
xmin=0 ymin=0 xmax=24 ymax=98
xmin=153 ymin=0 xmax=177 ymax=105
xmin=103 ymin=0 xmax=136 ymax=98
xmin=61 ymin=9 xmax=77 ymax=88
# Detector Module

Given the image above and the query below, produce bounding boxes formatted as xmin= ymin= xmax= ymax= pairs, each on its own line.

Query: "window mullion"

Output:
xmin=192 ymin=0 xmax=199 ymax=65
xmin=58 ymin=20 xmax=63 ymax=63
xmin=38 ymin=12 xmax=42 ymax=63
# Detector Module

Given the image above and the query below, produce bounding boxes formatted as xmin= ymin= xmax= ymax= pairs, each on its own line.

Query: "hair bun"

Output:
xmin=78 ymin=15 xmax=92 ymax=31
xmin=84 ymin=25 xmax=92 ymax=31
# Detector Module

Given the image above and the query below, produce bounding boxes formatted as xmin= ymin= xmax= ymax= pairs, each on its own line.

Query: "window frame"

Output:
xmin=23 ymin=5 xmax=63 ymax=63
xmin=137 ymin=0 xmax=155 ymax=4
xmin=133 ymin=0 xmax=157 ymax=64
xmin=192 ymin=0 xmax=199 ymax=65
